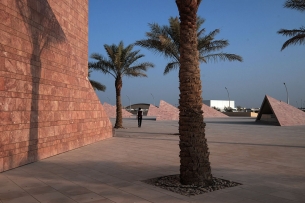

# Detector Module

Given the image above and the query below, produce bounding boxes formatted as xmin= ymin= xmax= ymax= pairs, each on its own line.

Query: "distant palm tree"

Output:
xmin=135 ymin=16 xmax=242 ymax=75
xmin=88 ymin=66 xmax=106 ymax=92
xmin=175 ymin=0 xmax=213 ymax=186
xmin=278 ymin=0 xmax=305 ymax=50
xmin=89 ymin=41 xmax=154 ymax=128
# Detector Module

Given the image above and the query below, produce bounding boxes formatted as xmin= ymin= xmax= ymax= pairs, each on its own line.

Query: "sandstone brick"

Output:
xmin=0 ymin=77 xmax=4 ymax=91
xmin=0 ymin=0 xmax=112 ymax=172
xmin=0 ymin=96 xmax=15 ymax=111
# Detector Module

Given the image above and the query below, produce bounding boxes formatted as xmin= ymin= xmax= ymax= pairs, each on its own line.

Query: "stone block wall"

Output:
xmin=0 ymin=0 xmax=113 ymax=172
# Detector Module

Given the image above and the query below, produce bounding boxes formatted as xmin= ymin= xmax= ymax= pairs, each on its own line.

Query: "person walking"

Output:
xmin=137 ymin=108 xmax=143 ymax=127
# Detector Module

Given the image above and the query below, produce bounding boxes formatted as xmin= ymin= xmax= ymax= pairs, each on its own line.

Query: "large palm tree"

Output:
xmin=88 ymin=66 xmax=106 ymax=92
xmin=175 ymin=0 xmax=213 ymax=186
xmin=89 ymin=41 xmax=154 ymax=128
xmin=278 ymin=0 xmax=305 ymax=50
xmin=135 ymin=16 xmax=242 ymax=75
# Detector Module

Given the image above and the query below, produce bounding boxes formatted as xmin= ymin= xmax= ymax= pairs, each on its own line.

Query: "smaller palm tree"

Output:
xmin=88 ymin=66 xmax=106 ymax=91
xmin=89 ymin=41 xmax=154 ymax=128
xmin=278 ymin=0 xmax=305 ymax=50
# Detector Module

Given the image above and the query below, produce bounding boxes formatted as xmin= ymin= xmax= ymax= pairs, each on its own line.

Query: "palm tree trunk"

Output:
xmin=114 ymin=76 xmax=123 ymax=128
xmin=176 ymin=0 xmax=213 ymax=186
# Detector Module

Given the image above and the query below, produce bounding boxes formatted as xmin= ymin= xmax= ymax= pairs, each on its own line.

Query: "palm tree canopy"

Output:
xmin=278 ymin=0 xmax=305 ymax=50
xmin=89 ymin=41 xmax=154 ymax=129
xmin=89 ymin=41 xmax=154 ymax=79
xmin=284 ymin=0 xmax=305 ymax=12
xmin=135 ymin=16 xmax=242 ymax=75
xmin=88 ymin=66 xmax=106 ymax=92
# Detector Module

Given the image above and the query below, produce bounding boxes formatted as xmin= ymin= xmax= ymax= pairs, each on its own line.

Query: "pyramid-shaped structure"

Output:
xmin=103 ymin=103 xmax=116 ymax=118
xmin=256 ymin=95 xmax=305 ymax=126
xmin=103 ymin=102 xmax=133 ymax=118
xmin=201 ymin=103 xmax=228 ymax=118
xmin=156 ymin=100 xmax=179 ymax=120
xmin=148 ymin=101 xmax=229 ymax=120
xmin=147 ymin=104 xmax=159 ymax=116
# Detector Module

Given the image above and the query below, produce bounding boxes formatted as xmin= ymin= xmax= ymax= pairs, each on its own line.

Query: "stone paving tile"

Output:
xmin=85 ymin=199 xmax=115 ymax=203
xmin=119 ymin=184 xmax=169 ymax=200
xmin=32 ymin=191 xmax=77 ymax=203
xmin=269 ymin=191 xmax=305 ymax=202
xmin=146 ymin=195 xmax=190 ymax=203
xmin=1 ymin=195 xmax=40 ymax=203
xmin=56 ymin=185 xmax=93 ymax=196
xmin=70 ymin=193 xmax=106 ymax=203
xmin=234 ymin=198 xmax=262 ymax=203
xmin=0 ymin=191 xmax=29 ymax=201
xmin=98 ymin=189 xmax=148 ymax=203
xmin=24 ymin=186 xmax=57 ymax=195
xmin=190 ymin=195 xmax=230 ymax=203
xmin=10 ymin=177 xmax=48 ymax=189
xmin=238 ymin=184 xmax=279 ymax=195
xmin=0 ymin=118 xmax=305 ymax=203
xmin=192 ymin=192 xmax=244 ymax=203
xmin=250 ymin=194 xmax=296 ymax=203
xmin=221 ymin=188 xmax=265 ymax=200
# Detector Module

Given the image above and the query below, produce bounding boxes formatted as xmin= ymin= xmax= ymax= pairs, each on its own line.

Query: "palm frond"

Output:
xmin=164 ymin=61 xmax=180 ymax=75
xmin=90 ymin=53 xmax=103 ymax=61
xmin=284 ymin=0 xmax=305 ymax=11
xmin=204 ymin=53 xmax=243 ymax=63
xmin=277 ymin=27 xmax=305 ymax=36
xmin=199 ymin=39 xmax=229 ymax=53
xmin=278 ymin=27 xmax=305 ymax=50
xmin=89 ymin=79 xmax=106 ymax=91
xmin=89 ymin=53 xmax=117 ymax=77
xmin=196 ymin=17 xmax=205 ymax=30
xmin=124 ymin=67 xmax=148 ymax=77
xmin=197 ymin=28 xmax=206 ymax=38
xmin=205 ymin=29 xmax=220 ymax=39
xmin=168 ymin=17 xmax=180 ymax=44
xmin=281 ymin=33 xmax=305 ymax=50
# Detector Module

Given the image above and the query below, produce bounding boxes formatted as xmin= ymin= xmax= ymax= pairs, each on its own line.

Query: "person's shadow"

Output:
xmin=15 ymin=0 xmax=66 ymax=168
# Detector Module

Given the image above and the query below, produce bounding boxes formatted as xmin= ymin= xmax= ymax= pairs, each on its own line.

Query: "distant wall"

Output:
xmin=0 ymin=0 xmax=113 ymax=172
xmin=203 ymin=100 xmax=235 ymax=110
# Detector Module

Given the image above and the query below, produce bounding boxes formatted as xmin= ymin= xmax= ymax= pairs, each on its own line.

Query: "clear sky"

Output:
xmin=88 ymin=0 xmax=305 ymax=109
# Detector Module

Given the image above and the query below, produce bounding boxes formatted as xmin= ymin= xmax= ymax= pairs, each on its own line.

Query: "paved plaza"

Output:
xmin=0 ymin=117 xmax=304 ymax=203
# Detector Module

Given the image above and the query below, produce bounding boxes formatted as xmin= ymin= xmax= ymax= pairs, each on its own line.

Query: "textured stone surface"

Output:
xmin=256 ymin=95 xmax=305 ymax=126
xmin=201 ymin=103 xmax=228 ymax=118
xmin=146 ymin=104 xmax=159 ymax=116
xmin=157 ymin=100 xmax=179 ymax=121
xmin=0 ymin=0 xmax=113 ymax=172
xmin=103 ymin=102 xmax=133 ymax=118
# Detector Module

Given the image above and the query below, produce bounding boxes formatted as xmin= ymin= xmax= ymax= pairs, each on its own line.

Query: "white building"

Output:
xmin=203 ymin=100 xmax=235 ymax=111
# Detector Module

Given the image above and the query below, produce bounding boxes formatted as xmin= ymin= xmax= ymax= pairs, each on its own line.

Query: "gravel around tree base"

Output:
xmin=143 ymin=174 xmax=242 ymax=196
